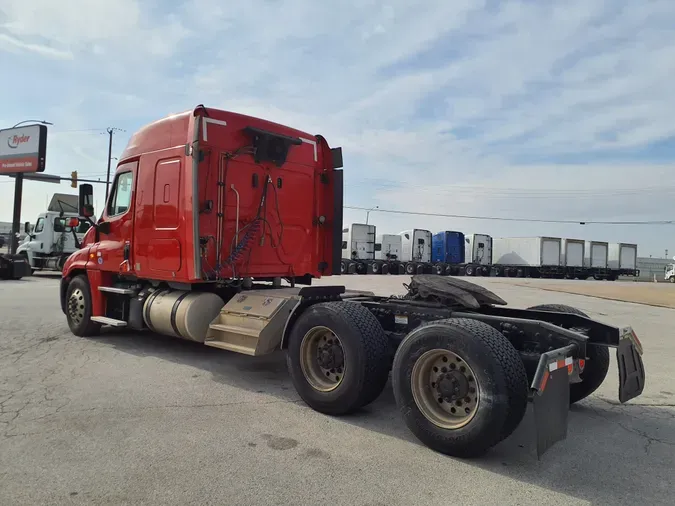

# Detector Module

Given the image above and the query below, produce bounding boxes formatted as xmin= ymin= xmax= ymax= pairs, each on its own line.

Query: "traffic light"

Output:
xmin=70 ymin=171 xmax=77 ymax=188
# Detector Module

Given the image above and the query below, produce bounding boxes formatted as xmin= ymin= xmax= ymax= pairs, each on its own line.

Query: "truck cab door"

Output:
xmin=18 ymin=215 xmax=48 ymax=266
xmin=95 ymin=164 xmax=137 ymax=274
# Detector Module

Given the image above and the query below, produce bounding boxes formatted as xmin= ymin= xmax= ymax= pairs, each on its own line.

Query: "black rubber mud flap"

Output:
xmin=533 ymin=366 xmax=571 ymax=459
xmin=617 ymin=327 xmax=646 ymax=403
xmin=531 ymin=345 xmax=575 ymax=459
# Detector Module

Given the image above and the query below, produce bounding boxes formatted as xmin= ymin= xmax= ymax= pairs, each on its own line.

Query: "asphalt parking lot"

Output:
xmin=1 ymin=274 xmax=673 ymax=505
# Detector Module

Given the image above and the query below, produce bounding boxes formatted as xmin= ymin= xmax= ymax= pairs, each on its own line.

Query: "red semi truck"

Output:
xmin=60 ymin=106 xmax=645 ymax=458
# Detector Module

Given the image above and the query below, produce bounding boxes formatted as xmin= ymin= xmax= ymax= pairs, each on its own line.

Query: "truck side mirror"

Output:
xmin=79 ymin=183 xmax=94 ymax=218
xmin=24 ymin=222 xmax=30 ymax=234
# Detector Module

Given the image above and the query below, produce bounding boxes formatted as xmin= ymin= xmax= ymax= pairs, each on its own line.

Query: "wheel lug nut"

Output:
xmin=450 ymin=363 xmax=456 ymax=370
xmin=441 ymin=367 xmax=448 ymax=373
xmin=464 ymin=397 xmax=471 ymax=403
xmin=459 ymin=366 xmax=466 ymax=373
xmin=456 ymin=400 xmax=462 ymax=407
xmin=442 ymin=356 xmax=448 ymax=362
xmin=437 ymin=397 xmax=443 ymax=404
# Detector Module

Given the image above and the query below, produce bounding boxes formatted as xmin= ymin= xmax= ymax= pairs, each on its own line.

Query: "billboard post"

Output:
xmin=0 ymin=123 xmax=49 ymax=254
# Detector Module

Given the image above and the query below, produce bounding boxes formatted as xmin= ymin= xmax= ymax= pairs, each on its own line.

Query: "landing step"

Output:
xmin=91 ymin=316 xmax=127 ymax=327
xmin=204 ymin=340 xmax=256 ymax=356
xmin=99 ymin=286 xmax=136 ymax=295
xmin=208 ymin=323 xmax=259 ymax=338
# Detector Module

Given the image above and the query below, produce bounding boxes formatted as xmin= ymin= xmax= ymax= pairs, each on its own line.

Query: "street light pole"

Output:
xmin=365 ymin=206 xmax=379 ymax=225
xmin=8 ymin=120 xmax=53 ymax=254
xmin=104 ymin=127 xmax=124 ymax=201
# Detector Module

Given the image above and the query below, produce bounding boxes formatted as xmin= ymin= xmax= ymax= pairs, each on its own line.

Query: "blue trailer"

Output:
xmin=432 ymin=231 xmax=466 ymax=275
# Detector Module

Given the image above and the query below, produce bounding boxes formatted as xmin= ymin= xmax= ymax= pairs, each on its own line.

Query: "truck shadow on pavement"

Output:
xmin=96 ymin=328 xmax=675 ymax=506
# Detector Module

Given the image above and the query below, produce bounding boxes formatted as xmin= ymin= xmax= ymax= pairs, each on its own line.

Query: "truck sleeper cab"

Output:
xmin=60 ymin=107 xmax=646 ymax=461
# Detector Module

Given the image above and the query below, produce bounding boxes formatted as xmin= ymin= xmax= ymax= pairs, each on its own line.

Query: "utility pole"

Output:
xmin=104 ymin=127 xmax=124 ymax=201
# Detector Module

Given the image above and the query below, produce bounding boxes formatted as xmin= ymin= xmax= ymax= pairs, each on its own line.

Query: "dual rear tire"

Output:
xmin=287 ymin=303 xmax=529 ymax=458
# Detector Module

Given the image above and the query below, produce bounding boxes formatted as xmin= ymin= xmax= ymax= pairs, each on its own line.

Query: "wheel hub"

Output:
xmin=317 ymin=342 xmax=344 ymax=370
xmin=300 ymin=327 xmax=346 ymax=392
xmin=437 ymin=371 xmax=468 ymax=401
xmin=67 ymin=288 xmax=85 ymax=325
xmin=411 ymin=348 xmax=480 ymax=430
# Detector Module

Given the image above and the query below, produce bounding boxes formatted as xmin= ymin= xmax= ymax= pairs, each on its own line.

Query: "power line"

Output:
xmin=347 ymin=178 xmax=675 ymax=198
xmin=344 ymin=205 xmax=675 ymax=225
xmin=51 ymin=128 xmax=110 ymax=133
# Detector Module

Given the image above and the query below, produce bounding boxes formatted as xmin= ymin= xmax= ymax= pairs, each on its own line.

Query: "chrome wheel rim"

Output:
xmin=67 ymin=288 xmax=86 ymax=325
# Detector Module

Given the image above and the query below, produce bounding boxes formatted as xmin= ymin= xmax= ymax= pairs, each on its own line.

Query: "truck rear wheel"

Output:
xmin=286 ymin=302 xmax=390 ymax=415
xmin=527 ymin=304 xmax=610 ymax=404
xmin=65 ymin=275 xmax=101 ymax=337
xmin=392 ymin=318 xmax=528 ymax=458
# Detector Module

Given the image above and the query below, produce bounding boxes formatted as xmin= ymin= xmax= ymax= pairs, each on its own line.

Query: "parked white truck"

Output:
xmin=341 ymin=223 xmax=388 ymax=275
xmin=666 ymin=259 xmax=675 ymax=283
xmin=375 ymin=233 xmax=404 ymax=274
xmin=17 ymin=193 xmax=91 ymax=273
xmin=398 ymin=229 xmax=433 ymax=275
xmin=463 ymin=233 xmax=492 ymax=276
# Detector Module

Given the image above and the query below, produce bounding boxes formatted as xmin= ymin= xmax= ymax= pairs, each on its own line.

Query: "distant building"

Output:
xmin=635 ymin=256 xmax=671 ymax=282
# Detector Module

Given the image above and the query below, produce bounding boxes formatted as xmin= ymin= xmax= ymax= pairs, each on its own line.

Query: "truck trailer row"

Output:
xmin=341 ymin=224 xmax=639 ymax=281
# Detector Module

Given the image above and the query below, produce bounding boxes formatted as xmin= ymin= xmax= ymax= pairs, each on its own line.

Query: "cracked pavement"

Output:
xmin=0 ymin=274 xmax=674 ymax=505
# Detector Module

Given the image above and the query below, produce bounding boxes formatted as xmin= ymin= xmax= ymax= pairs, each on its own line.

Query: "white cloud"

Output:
xmin=1 ymin=0 xmax=674 ymax=257
xmin=0 ymin=33 xmax=73 ymax=59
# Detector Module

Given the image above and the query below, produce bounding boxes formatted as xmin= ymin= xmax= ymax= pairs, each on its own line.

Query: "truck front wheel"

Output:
xmin=392 ymin=318 xmax=528 ymax=458
xmin=65 ymin=275 xmax=101 ymax=337
xmin=286 ymin=302 xmax=390 ymax=415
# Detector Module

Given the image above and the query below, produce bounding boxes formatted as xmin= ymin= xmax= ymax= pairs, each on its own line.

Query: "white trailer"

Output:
xmin=584 ymin=241 xmax=608 ymax=269
xmin=341 ymin=223 xmax=388 ymax=275
xmin=17 ymin=194 xmax=91 ymax=273
xmin=608 ymin=243 xmax=638 ymax=278
xmin=375 ymin=234 xmax=404 ymax=274
xmin=398 ymin=229 xmax=433 ymax=275
xmin=462 ymin=234 xmax=492 ymax=276
xmin=582 ymin=240 xmax=612 ymax=279
xmin=492 ymin=237 xmax=563 ymax=278
xmin=560 ymin=238 xmax=586 ymax=279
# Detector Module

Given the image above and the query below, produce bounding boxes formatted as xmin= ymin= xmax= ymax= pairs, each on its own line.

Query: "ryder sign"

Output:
xmin=0 ymin=124 xmax=48 ymax=174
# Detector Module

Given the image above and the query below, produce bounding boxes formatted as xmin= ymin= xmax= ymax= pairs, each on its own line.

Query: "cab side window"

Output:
xmin=54 ymin=218 xmax=66 ymax=232
xmin=34 ymin=217 xmax=45 ymax=233
xmin=107 ymin=172 xmax=133 ymax=217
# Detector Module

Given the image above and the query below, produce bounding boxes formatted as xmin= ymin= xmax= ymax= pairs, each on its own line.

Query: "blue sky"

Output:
xmin=1 ymin=0 xmax=674 ymax=257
